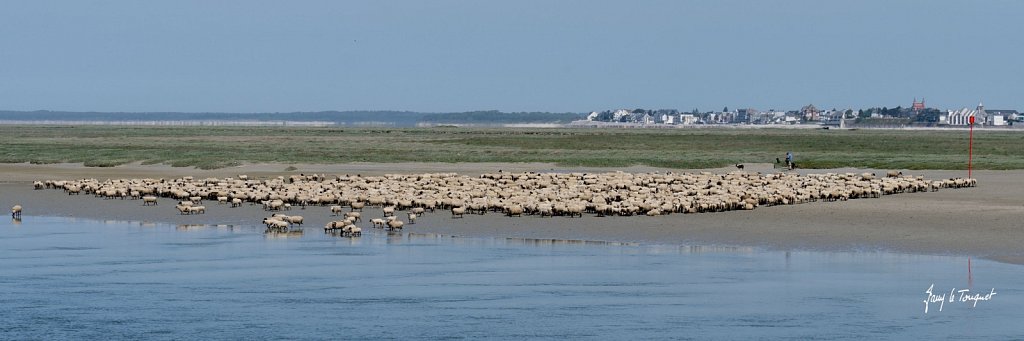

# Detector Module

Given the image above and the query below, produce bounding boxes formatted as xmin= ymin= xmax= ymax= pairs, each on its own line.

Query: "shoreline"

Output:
xmin=2 ymin=162 xmax=1022 ymax=265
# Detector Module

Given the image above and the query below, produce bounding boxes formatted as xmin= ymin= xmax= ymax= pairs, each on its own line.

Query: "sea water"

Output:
xmin=1 ymin=216 xmax=1021 ymax=339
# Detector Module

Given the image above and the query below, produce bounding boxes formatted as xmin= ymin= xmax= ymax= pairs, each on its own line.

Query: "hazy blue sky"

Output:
xmin=1 ymin=1 xmax=1020 ymax=113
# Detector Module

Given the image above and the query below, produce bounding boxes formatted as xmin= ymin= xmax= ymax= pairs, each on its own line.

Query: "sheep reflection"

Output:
xmin=265 ymin=229 xmax=304 ymax=239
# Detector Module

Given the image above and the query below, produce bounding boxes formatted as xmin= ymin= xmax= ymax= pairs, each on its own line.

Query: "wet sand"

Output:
xmin=2 ymin=162 xmax=1022 ymax=264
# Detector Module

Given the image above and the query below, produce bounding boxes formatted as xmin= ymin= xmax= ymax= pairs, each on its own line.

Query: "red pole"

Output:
xmin=968 ymin=256 xmax=973 ymax=287
xmin=969 ymin=116 xmax=975 ymax=178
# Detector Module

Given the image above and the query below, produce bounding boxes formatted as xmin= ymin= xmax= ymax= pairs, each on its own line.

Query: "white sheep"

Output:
xmin=37 ymin=170 xmax=967 ymax=223
xmin=566 ymin=205 xmax=583 ymax=218
xmin=324 ymin=220 xmax=346 ymax=231
xmin=345 ymin=211 xmax=361 ymax=222
xmin=12 ymin=204 xmax=23 ymax=218
xmin=387 ymin=219 xmax=404 ymax=231
xmin=451 ymin=207 xmax=466 ymax=218
xmin=343 ymin=225 xmax=362 ymax=236
xmin=267 ymin=219 xmax=289 ymax=229
xmin=264 ymin=199 xmax=284 ymax=211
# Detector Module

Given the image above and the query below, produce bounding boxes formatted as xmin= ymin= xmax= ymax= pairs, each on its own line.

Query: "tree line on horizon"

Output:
xmin=0 ymin=110 xmax=585 ymax=126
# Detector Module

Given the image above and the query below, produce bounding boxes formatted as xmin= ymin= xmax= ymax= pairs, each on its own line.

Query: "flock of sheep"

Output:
xmin=28 ymin=170 xmax=977 ymax=235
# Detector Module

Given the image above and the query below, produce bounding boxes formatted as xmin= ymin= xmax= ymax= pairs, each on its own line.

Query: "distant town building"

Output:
xmin=986 ymin=109 xmax=1018 ymax=124
xmin=801 ymin=104 xmax=820 ymax=121
xmin=661 ymin=114 xmax=675 ymax=124
xmin=946 ymin=102 xmax=986 ymax=126
xmin=576 ymin=102 xmax=1021 ymax=127
xmin=736 ymin=108 xmax=756 ymax=123
xmin=679 ymin=114 xmax=697 ymax=125
xmin=641 ymin=113 xmax=654 ymax=124
xmin=912 ymin=98 xmax=926 ymax=111
xmin=612 ymin=109 xmax=631 ymax=121
xmin=989 ymin=115 xmax=1006 ymax=126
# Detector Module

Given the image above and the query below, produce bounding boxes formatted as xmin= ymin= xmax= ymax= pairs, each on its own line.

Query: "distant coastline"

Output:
xmin=0 ymin=110 xmax=582 ymax=128
xmin=0 ymin=120 xmax=337 ymax=127
xmin=3 ymin=119 xmax=1023 ymax=131
xmin=3 ymin=108 xmax=1021 ymax=129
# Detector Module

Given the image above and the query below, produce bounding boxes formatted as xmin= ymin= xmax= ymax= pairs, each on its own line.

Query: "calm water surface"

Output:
xmin=2 ymin=216 xmax=1021 ymax=340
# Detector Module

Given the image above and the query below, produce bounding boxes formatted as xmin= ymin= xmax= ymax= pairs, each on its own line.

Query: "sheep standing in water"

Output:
xmin=142 ymin=196 xmax=158 ymax=206
xmin=451 ymin=207 xmax=466 ymax=218
xmin=324 ymin=220 xmax=346 ymax=232
xmin=264 ymin=217 xmax=289 ymax=230
xmin=342 ymin=225 xmax=362 ymax=236
xmin=285 ymin=215 xmax=304 ymax=225
xmin=345 ymin=211 xmax=362 ymax=222
xmin=12 ymin=205 xmax=22 ymax=218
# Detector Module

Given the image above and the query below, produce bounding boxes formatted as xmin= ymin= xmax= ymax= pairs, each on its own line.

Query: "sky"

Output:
xmin=1 ymin=0 xmax=1021 ymax=113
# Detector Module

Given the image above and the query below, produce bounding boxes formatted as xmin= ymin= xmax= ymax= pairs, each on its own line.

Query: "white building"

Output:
xmin=586 ymin=112 xmax=600 ymax=121
xmin=679 ymin=114 xmax=697 ymax=125
xmin=947 ymin=108 xmax=976 ymax=125
xmin=947 ymin=102 xmax=986 ymax=126
xmin=989 ymin=115 xmax=1005 ymax=126
xmin=612 ymin=109 xmax=631 ymax=121
xmin=641 ymin=113 xmax=654 ymax=124
xmin=661 ymin=114 xmax=676 ymax=124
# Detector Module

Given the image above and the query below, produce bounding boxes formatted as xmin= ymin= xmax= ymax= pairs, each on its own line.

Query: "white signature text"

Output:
xmin=923 ymin=284 xmax=997 ymax=313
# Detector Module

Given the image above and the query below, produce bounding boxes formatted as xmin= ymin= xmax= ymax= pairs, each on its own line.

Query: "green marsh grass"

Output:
xmin=1 ymin=125 xmax=1020 ymax=170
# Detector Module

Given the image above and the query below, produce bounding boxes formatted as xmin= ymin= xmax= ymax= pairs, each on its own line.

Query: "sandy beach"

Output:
xmin=2 ymin=162 xmax=1022 ymax=264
